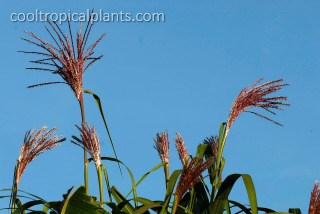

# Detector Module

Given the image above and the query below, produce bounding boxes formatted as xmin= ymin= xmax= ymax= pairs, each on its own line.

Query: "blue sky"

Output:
xmin=1 ymin=0 xmax=320 ymax=212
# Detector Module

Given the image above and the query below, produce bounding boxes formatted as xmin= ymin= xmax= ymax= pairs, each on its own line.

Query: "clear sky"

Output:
xmin=1 ymin=0 xmax=320 ymax=212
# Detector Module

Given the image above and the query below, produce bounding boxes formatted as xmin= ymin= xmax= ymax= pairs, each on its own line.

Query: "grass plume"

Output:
xmin=309 ymin=181 xmax=320 ymax=214
xmin=72 ymin=123 xmax=102 ymax=168
xmin=11 ymin=127 xmax=65 ymax=211
xmin=20 ymin=11 xmax=105 ymax=101
xmin=174 ymin=133 xmax=189 ymax=168
xmin=227 ymin=78 xmax=289 ymax=131
xmin=172 ymin=157 xmax=214 ymax=213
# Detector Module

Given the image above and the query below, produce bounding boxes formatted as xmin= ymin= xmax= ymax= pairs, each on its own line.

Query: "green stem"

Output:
xmin=164 ymin=163 xmax=170 ymax=213
xmin=216 ymin=128 xmax=227 ymax=175
xmin=97 ymin=165 xmax=104 ymax=208
xmin=213 ymin=124 xmax=228 ymax=199
xmin=79 ymin=92 xmax=89 ymax=194
xmin=10 ymin=161 xmax=19 ymax=213
xmin=172 ymin=195 xmax=179 ymax=214
xmin=84 ymin=159 xmax=89 ymax=194
xmin=11 ymin=184 xmax=17 ymax=214
xmin=164 ymin=162 xmax=170 ymax=190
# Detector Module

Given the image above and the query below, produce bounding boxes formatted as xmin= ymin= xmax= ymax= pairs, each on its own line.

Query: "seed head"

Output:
xmin=175 ymin=157 xmax=214 ymax=202
xmin=21 ymin=11 xmax=105 ymax=100
xmin=72 ymin=123 xmax=101 ymax=168
xmin=203 ymin=136 xmax=218 ymax=160
xmin=16 ymin=127 xmax=65 ymax=186
xmin=227 ymin=78 xmax=289 ymax=131
xmin=154 ymin=131 xmax=170 ymax=163
xmin=309 ymin=181 xmax=320 ymax=214
xmin=174 ymin=133 xmax=189 ymax=167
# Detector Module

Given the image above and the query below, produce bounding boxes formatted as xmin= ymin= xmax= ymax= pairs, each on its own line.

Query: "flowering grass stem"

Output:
xmin=97 ymin=165 xmax=104 ymax=208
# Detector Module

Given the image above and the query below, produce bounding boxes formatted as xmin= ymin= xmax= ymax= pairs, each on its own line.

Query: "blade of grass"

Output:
xmin=131 ymin=198 xmax=162 ymax=214
xmin=123 ymin=166 xmax=138 ymax=208
xmin=126 ymin=162 xmax=166 ymax=198
xmin=210 ymin=174 xmax=258 ymax=214
xmin=160 ymin=169 xmax=183 ymax=214
xmin=83 ymin=89 xmax=122 ymax=176
xmin=110 ymin=186 xmax=135 ymax=214
xmin=228 ymin=200 xmax=251 ymax=214
xmin=13 ymin=200 xmax=44 ymax=214
xmin=60 ymin=186 xmax=107 ymax=214
xmin=102 ymin=165 xmax=113 ymax=202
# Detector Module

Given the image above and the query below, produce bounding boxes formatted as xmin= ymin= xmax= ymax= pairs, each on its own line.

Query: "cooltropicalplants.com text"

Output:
xmin=10 ymin=9 xmax=166 ymax=24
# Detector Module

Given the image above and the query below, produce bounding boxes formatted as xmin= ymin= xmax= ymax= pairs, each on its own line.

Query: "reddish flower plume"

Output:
xmin=227 ymin=78 xmax=289 ymax=129
xmin=11 ymin=127 xmax=64 ymax=210
xmin=309 ymin=181 xmax=320 ymax=214
xmin=175 ymin=157 xmax=214 ymax=203
xmin=72 ymin=123 xmax=102 ymax=168
xmin=203 ymin=135 xmax=218 ymax=160
xmin=174 ymin=133 xmax=189 ymax=167
xmin=21 ymin=12 xmax=105 ymax=100
xmin=154 ymin=131 xmax=170 ymax=163
xmin=16 ymin=127 xmax=65 ymax=186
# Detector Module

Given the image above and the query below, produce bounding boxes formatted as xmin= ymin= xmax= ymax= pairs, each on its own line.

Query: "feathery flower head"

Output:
xmin=174 ymin=133 xmax=189 ymax=167
xmin=154 ymin=131 xmax=170 ymax=163
xmin=175 ymin=157 xmax=214 ymax=202
xmin=16 ymin=127 xmax=65 ymax=186
xmin=203 ymin=136 xmax=218 ymax=160
xmin=227 ymin=78 xmax=289 ymax=130
xmin=309 ymin=181 xmax=320 ymax=214
xmin=72 ymin=123 xmax=102 ymax=168
xmin=21 ymin=11 xmax=105 ymax=100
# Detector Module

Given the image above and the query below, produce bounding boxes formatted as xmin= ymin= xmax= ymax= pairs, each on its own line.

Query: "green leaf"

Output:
xmin=126 ymin=162 xmax=167 ymax=198
xmin=84 ymin=89 xmax=122 ymax=175
xmin=210 ymin=174 xmax=258 ymax=214
xmin=288 ymin=208 xmax=302 ymax=214
xmin=105 ymin=202 xmax=126 ymax=214
xmin=123 ymin=166 xmax=138 ymax=208
xmin=217 ymin=122 xmax=226 ymax=161
xmin=132 ymin=198 xmax=162 ymax=214
xmin=228 ymin=200 xmax=251 ymax=214
xmin=134 ymin=204 xmax=159 ymax=214
xmin=159 ymin=169 xmax=183 ymax=214
xmin=42 ymin=201 xmax=61 ymax=213
xmin=13 ymin=200 xmax=44 ymax=214
xmin=224 ymin=200 xmax=231 ymax=214
xmin=1 ymin=188 xmax=47 ymax=201
xmin=61 ymin=186 xmax=107 ymax=214
xmin=193 ymin=182 xmax=210 ymax=213
xmin=132 ymin=197 xmax=160 ymax=206
xmin=110 ymin=186 xmax=135 ymax=214
xmin=196 ymin=144 xmax=211 ymax=158
xmin=176 ymin=204 xmax=193 ymax=214
xmin=102 ymin=165 xmax=113 ymax=203
xmin=165 ymin=170 xmax=183 ymax=200
xmin=100 ymin=156 xmax=123 ymax=163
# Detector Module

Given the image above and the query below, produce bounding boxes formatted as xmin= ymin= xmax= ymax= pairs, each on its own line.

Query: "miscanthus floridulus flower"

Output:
xmin=72 ymin=123 xmax=101 ymax=168
xmin=20 ymin=12 xmax=105 ymax=101
xmin=309 ymin=181 xmax=320 ymax=214
xmin=154 ymin=131 xmax=170 ymax=164
xmin=15 ymin=127 xmax=65 ymax=187
xmin=175 ymin=157 xmax=214 ymax=203
xmin=11 ymin=127 xmax=64 ymax=210
xmin=174 ymin=133 xmax=189 ymax=168
xmin=226 ymin=78 xmax=289 ymax=132
xmin=203 ymin=135 xmax=218 ymax=160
